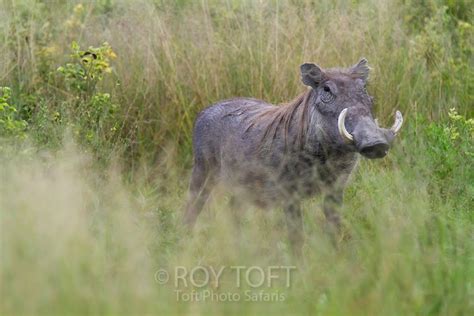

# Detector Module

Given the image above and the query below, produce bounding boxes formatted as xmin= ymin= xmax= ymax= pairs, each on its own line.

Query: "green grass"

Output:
xmin=1 ymin=0 xmax=473 ymax=315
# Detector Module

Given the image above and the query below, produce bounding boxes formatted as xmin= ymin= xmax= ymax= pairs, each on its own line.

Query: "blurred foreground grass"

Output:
xmin=1 ymin=119 xmax=472 ymax=315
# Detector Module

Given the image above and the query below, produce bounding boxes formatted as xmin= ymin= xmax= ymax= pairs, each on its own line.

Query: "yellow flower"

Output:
xmin=450 ymin=131 xmax=459 ymax=141
xmin=74 ymin=4 xmax=84 ymax=15
xmin=65 ymin=19 xmax=74 ymax=28
xmin=458 ymin=21 xmax=472 ymax=30
xmin=39 ymin=45 xmax=58 ymax=57
xmin=108 ymin=50 xmax=117 ymax=59
xmin=448 ymin=108 xmax=462 ymax=121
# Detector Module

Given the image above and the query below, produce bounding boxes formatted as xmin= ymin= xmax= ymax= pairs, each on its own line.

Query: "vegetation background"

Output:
xmin=0 ymin=0 xmax=473 ymax=315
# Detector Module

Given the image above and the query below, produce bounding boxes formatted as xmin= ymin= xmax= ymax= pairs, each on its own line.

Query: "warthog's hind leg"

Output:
xmin=183 ymin=163 xmax=215 ymax=228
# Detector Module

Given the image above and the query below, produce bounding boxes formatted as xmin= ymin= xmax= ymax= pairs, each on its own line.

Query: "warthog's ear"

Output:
xmin=300 ymin=63 xmax=324 ymax=89
xmin=351 ymin=58 xmax=370 ymax=81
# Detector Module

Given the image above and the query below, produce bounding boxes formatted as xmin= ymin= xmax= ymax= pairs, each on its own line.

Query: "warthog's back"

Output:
xmin=192 ymin=96 xmax=332 ymax=207
xmin=193 ymin=97 xmax=272 ymax=166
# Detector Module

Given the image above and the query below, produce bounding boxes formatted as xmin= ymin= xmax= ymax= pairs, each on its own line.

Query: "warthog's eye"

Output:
xmin=321 ymin=85 xmax=335 ymax=103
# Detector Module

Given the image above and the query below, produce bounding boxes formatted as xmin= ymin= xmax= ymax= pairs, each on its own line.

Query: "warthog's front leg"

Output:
xmin=323 ymin=191 xmax=343 ymax=230
xmin=323 ymin=190 xmax=351 ymax=243
xmin=284 ymin=203 xmax=303 ymax=255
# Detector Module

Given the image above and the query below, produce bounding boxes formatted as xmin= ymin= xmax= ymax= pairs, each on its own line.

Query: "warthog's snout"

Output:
xmin=359 ymin=141 xmax=389 ymax=159
xmin=355 ymin=123 xmax=395 ymax=159
xmin=338 ymin=108 xmax=403 ymax=159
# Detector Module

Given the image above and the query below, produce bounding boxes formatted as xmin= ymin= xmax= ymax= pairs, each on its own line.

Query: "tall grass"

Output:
xmin=1 ymin=0 xmax=472 ymax=164
xmin=0 ymin=0 xmax=473 ymax=315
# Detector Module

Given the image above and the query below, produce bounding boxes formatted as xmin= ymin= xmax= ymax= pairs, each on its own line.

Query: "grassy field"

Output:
xmin=1 ymin=0 xmax=473 ymax=315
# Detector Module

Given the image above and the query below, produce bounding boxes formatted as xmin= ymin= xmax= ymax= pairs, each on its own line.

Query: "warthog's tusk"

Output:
xmin=390 ymin=110 xmax=403 ymax=135
xmin=338 ymin=108 xmax=354 ymax=142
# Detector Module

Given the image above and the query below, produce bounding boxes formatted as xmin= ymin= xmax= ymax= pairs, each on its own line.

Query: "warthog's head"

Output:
xmin=301 ymin=58 xmax=403 ymax=159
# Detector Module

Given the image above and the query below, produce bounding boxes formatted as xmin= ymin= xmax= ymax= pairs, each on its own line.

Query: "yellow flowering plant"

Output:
xmin=57 ymin=41 xmax=117 ymax=94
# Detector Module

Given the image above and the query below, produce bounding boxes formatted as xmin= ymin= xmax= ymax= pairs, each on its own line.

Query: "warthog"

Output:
xmin=184 ymin=58 xmax=403 ymax=250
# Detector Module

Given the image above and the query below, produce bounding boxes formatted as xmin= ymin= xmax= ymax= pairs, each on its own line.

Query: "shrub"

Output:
xmin=425 ymin=108 xmax=474 ymax=211
xmin=57 ymin=41 xmax=117 ymax=96
xmin=0 ymin=87 xmax=28 ymax=138
xmin=54 ymin=41 xmax=120 ymax=156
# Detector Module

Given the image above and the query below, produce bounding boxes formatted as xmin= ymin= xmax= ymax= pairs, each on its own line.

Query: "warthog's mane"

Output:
xmin=243 ymin=89 xmax=314 ymax=151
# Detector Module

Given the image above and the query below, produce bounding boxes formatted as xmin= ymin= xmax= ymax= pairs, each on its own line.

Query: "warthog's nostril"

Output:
xmin=359 ymin=142 xmax=389 ymax=159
